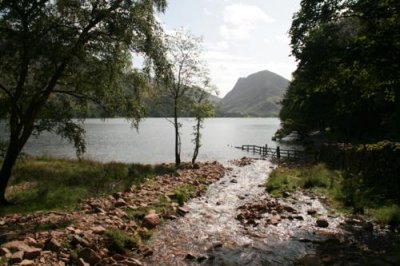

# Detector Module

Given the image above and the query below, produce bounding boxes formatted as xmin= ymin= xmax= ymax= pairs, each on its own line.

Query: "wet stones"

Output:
xmin=143 ymin=213 xmax=161 ymax=229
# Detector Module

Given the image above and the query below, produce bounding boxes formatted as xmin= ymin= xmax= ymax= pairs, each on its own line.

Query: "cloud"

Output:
xmin=203 ymin=7 xmax=213 ymax=16
xmin=220 ymin=3 xmax=274 ymax=40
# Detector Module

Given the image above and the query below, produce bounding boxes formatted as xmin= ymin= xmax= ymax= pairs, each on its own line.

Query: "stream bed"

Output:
xmin=143 ymin=159 xmax=359 ymax=265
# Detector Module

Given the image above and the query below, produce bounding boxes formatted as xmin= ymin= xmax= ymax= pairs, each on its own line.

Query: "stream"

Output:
xmin=144 ymin=159 xmax=352 ymax=265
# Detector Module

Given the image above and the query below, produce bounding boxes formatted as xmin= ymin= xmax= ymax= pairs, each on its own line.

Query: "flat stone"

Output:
xmin=10 ymin=251 xmax=24 ymax=264
xmin=24 ymin=247 xmax=41 ymax=259
xmin=44 ymin=238 xmax=61 ymax=252
xmin=20 ymin=259 xmax=35 ymax=266
xmin=91 ymin=226 xmax=106 ymax=234
xmin=0 ymin=247 xmax=11 ymax=257
xmin=71 ymin=235 xmax=91 ymax=247
xmin=114 ymin=198 xmax=127 ymax=207
xmin=78 ymin=248 xmax=101 ymax=265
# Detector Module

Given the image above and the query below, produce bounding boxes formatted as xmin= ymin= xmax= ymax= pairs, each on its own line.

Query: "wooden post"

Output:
xmin=276 ymin=146 xmax=280 ymax=160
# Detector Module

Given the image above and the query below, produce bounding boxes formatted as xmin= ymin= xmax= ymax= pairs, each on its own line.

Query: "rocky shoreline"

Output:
xmin=0 ymin=162 xmax=225 ymax=266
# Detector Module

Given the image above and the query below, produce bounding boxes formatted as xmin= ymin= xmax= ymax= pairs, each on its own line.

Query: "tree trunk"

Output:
xmin=191 ymin=118 xmax=201 ymax=165
xmin=0 ymin=139 xmax=21 ymax=205
xmin=174 ymin=97 xmax=181 ymax=167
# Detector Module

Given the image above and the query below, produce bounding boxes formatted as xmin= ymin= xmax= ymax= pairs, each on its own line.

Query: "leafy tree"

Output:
xmin=162 ymin=30 xmax=209 ymax=166
xmin=0 ymin=0 xmax=169 ymax=205
xmin=191 ymin=84 xmax=216 ymax=165
xmin=279 ymin=0 xmax=400 ymax=141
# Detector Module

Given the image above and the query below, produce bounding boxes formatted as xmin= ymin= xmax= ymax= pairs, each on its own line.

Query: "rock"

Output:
xmin=78 ymin=248 xmax=101 ymax=265
xmin=230 ymin=179 xmax=238 ymax=183
xmin=197 ymin=255 xmax=208 ymax=263
xmin=10 ymin=251 xmax=24 ymax=264
xmin=71 ymin=235 xmax=91 ymax=247
xmin=282 ymin=191 xmax=291 ymax=198
xmin=0 ymin=247 xmax=11 ymax=257
xmin=0 ymin=232 xmax=18 ymax=243
xmin=91 ymin=225 xmax=106 ymax=234
xmin=307 ymin=209 xmax=317 ymax=215
xmin=316 ymin=219 xmax=329 ymax=228
xmin=44 ymin=238 xmax=61 ymax=252
xmin=115 ymin=198 xmax=127 ymax=207
xmin=269 ymin=215 xmax=281 ymax=226
xmin=143 ymin=213 xmax=160 ymax=229
xmin=1 ymin=240 xmax=41 ymax=259
xmin=24 ymin=247 xmax=41 ymax=259
xmin=77 ymin=258 xmax=90 ymax=266
xmin=284 ymin=206 xmax=296 ymax=213
xmin=125 ymin=258 xmax=143 ymax=266
xmin=20 ymin=259 xmax=35 ymax=266
xmin=177 ymin=207 xmax=189 ymax=216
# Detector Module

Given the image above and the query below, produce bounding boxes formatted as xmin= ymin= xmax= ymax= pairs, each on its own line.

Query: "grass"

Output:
xmin=266 ymin=163 xmax=400 ymax=225
xmin=105 ymin=229 xmax=142 ymax=254
xmin=172 ymin=184 xmax=196 ymax=206
xmin=1 ymin=157 xmax=174 ymax=215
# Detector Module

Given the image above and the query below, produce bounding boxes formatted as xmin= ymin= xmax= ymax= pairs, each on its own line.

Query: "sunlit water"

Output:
xmin=145 ymin=160 xmax=345 ymax=265
xmin=1 ymin=118 xmax=298 ymax=163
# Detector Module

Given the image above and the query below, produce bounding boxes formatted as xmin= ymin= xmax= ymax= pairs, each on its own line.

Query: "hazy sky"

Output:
xmin=158 ymin=0 xmax=301 ymax=97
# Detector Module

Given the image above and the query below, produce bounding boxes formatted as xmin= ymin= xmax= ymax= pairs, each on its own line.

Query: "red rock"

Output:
xmin=115 ymin=198 xmax=127 ymax=207
xmin=77 ymin=258 xmax=90 ymax=266
xmin=126 ymin=258 xmax=143 ymax=266
xmin=143 ymin=213 xmax=160 ymax=229
xmin=2 ymin=240 xmax=31 ymax=252
xmin=24 ymin=247 xmax=41 ymax=259
xmin=0 ymin=247 xmax=11 ymax=257
xmin=78 ymin=248 xmax=101 ymax=265
xmin=91 ymin=225 xmax=106 ymax=234
xmin=44 ymin=238 xmax=61 ymax=252
xmin=20 ymin=259 xmax=35 ymax=266
xmin=10 ymin=251 xmax=24 ymax=264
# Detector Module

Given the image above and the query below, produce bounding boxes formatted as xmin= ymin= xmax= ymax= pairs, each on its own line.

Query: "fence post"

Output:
xmin=277 ymin=146 xmax=281 ymax=160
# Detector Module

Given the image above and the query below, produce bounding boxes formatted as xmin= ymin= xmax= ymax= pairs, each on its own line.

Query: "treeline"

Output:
xmin=278 ymin=0 xmax=400 ymax=141
xmin=277 ymin=0 xmax=400 ymax=215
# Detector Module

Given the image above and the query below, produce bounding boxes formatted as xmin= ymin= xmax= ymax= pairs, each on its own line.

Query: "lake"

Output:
xmin=1 ymin=118 xmax=297 ymax=164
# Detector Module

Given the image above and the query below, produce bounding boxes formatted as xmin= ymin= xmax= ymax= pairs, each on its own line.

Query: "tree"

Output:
xmin=0 ymin=0 xmax=169 ymax=205
xmin=278 ymin=0 xmax=400 ymax=141
xmin=191 ymin=84 xmax=216 ymax=165
xmin=163 ymin=30 xmax=209 ymax=167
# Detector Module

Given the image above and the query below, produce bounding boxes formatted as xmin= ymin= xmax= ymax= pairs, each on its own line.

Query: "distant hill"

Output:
xmin=218 ymin=70 xmax=289 ymax=117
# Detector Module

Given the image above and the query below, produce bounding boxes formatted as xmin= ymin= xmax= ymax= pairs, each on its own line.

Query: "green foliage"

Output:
xmin=0 ymin=0 xmax=171 ymax=201
xmin=279 ymin=0 xmax=400 ymax=140
xmin=266 ymin=164 xmax=333 ymax=197
xmin=105 ymin=230 xmax=141 ymax=254
xmin=372 ymin=204 xmax=400 ymax=226
xmin=1 ymin=158 xmax=172 ymax=214
xmin=173 ymin=184 xmax=196 ymax=206
xmin=33 ymin=219 xmax=72 ymax=232
xmin=267 ymin=163 xmax=400 ymax=224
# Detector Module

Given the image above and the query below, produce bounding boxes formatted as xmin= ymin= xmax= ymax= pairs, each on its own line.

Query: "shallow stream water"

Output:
xmin=145 ymin=159 xmax=346 ymax=265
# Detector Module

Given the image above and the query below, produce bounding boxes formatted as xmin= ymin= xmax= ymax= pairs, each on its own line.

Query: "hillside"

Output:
xmin=218 ymin=70 xmax=289 ymax=117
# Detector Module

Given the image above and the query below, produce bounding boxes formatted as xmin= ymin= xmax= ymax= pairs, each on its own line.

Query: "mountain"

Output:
xmin=218 ymin=70 xmax=289 ymax=117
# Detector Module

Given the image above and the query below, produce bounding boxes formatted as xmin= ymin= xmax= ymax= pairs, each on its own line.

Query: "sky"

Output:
xmin=158 ymin=0 xmax=302 ymax=97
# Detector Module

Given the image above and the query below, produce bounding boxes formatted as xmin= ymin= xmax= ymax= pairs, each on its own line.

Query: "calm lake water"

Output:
xmin=1 ymin=118 xmax=297 ymax=164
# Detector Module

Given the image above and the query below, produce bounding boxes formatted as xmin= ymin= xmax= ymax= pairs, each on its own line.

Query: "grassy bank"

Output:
xmin=1 ymin=157 xmax=174 ymax=215
xmin=266 ymin=163 xmax=400 ymax=226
